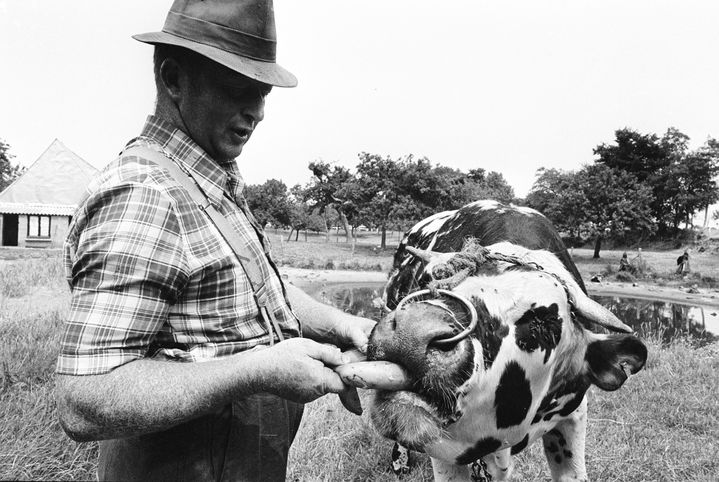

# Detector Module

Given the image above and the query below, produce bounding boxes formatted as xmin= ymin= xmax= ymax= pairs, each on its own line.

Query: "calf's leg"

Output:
xmin=542 ymin=396 xmax=588 ymax=481
xmin=430 ymin=457 xmax=471 ymax=482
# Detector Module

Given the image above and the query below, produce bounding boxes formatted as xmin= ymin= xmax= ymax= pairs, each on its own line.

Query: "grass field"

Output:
xmin=1 ymin=237 xmax=718 ymax=480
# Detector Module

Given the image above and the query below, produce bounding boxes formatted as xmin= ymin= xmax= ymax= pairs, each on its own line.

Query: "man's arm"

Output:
xmin=56 ymin=337 xmax=349 ymax=442
xmin=286 ymin=284 xmax=377 ymax=352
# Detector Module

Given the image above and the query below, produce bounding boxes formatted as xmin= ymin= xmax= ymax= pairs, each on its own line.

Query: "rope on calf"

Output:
xmin=407 ymin=237 xmax=548 ymax=295
xmin=405 ymin=237 xmax=573 ymax=313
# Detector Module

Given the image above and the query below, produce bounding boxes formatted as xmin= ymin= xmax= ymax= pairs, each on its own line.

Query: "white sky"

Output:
xmin=1 ymin=0 xmax=717 ymax=197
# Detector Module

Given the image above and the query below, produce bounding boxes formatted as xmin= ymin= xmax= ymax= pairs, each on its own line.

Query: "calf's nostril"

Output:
xmin=428 ymin=334 xmax=463 ymax=351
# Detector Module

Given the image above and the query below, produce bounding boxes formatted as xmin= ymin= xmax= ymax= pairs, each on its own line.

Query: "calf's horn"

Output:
xmin=405 ymin=246 xmax=436 ymax=262
xmin=571 ymin=292 xmax=632 ymax=333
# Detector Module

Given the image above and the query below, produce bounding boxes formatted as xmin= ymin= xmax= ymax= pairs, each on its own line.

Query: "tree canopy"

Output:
xmin=243 ymin=126 xmax=717 ymax=252
xmin=594 ymin=127 xmax=719 ymax=233
xmin=243 ymin=178 xmax=293 ymax=228
xmin=528 ymin=127 xmax=719 ymax=256
xmin=246 ymin=153 xmax=514 ymax=248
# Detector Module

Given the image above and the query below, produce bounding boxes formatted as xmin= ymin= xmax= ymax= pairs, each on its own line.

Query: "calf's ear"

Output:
xmin=585 ymin=335 xmax=648 ymax=391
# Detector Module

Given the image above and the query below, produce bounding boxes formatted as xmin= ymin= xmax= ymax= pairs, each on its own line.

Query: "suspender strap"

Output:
xmin=124 ymin=145 xmax=285 ymax=344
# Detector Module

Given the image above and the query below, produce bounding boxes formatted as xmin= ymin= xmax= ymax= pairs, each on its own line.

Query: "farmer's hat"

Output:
xmin=133 ymin=0 xmax=297 ymax=87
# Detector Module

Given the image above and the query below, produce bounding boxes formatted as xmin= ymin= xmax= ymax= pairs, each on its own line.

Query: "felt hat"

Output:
xmin=133 ymin=0 xmax=297 ymax=87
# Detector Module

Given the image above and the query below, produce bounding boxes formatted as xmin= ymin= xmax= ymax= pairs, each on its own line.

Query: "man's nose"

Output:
xmin=367 ymin=303 xmax=459 ymax=373
xmin=241 ymin=94 xmax=265 ymax=124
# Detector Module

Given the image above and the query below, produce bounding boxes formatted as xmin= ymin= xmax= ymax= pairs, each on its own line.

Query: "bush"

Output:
xmin=615 ymin=271 xmax=636 ymax=283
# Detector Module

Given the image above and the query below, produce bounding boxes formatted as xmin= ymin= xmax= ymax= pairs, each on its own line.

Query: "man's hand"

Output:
xmin=333 ymin=315 xmax=376 ymax=354
xmin=257 ymin=339 xmax=364 ymax=415
xmin=258 ymin=338 xmax=350 ymax=403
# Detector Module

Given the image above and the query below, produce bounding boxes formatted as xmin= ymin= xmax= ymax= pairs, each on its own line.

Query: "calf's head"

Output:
xmin=367 ymin=242 xmax=647 ymax=461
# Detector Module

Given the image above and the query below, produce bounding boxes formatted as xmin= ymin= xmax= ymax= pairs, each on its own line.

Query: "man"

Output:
xmin=676 ymin=250 xmax=690 ymax=274
xmin=54 ymin=1 xmax=375 ymax=480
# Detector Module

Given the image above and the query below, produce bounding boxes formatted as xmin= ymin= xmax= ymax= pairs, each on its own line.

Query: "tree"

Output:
xmin=525 ymin=168 xmax=585 ymax=239
xmin=526 ymin=165 xmax=655 ymax=257
xmin=243 ymin=179 xmax=292 ymax=228
xmin=399 ymin=164 xmax=515 ymax=214
xmin=575 ymin=164 xmax=654 ymax=258
xmin=594 ymin=128 xmax=669 ymax=182
xmin=660 ymin=138 xmax=719 ymax=230
xmin=593 ymin=127 xmax=719 ymax=235
xmin=0 ymin=140 xmax=24 ymax=192
xmin=348 ymin=153 xmax=423 ymax=249
xmin=304 ymin=161 xmax=355 ymax=240
xmin=285 ymin=184 xmax=326 ymax=241
xmin=465 ymin=168 xmax=515 ymax=203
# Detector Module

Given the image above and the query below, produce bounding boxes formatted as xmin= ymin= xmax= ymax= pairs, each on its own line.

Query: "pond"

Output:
xmin=315 ymin=282 xmax=719 ymax=347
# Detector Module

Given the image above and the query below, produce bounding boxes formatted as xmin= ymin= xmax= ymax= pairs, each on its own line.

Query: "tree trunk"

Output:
xmin=324 ymin=213 xmax=330 ymax=242
xmin=593 ymin=234 xmax=602 ymax=259
xmin=287 ymin=228 xmax=295 ymax=242
xmin=338 ymin=211 xmax=351 ymax=242
xmin=703 ymin=205 xmax=709 ymax=228
xmin=381 ymin=226 xmax=387 ymax=250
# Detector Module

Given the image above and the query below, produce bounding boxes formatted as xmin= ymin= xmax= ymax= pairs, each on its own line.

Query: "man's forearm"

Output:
xmin=56 ymin=349 xmax=264 ymax=442
xmin=286 ymin=284 xmax=374 ymax=347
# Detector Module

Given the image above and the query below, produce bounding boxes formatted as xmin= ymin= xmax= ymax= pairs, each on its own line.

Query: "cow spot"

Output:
xmin=536 ymin=378 xmax=590 ymax=423
xmin=514 ymin=303 xmax=563 ymax=363
xmin=510 ymin=434 xmax=530 ymax=455
xmin=455 ymin=437 xmax=502 ymax=465
xmin=542 ymin=390 xmax=586 ymax=422
xmin=472 ymin=298 xmax=509 ymax=369
xmin=544 ymin=429 xmax=572 ymax=462
xmin=494 ymin=361 xmax=532 ymax=429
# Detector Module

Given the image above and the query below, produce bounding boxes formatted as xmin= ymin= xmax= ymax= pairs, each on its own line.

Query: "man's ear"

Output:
xmin=585 ymin=335 xmax=648 ymax=391
xmin=159 ymin=57 xmax=184 ymax=104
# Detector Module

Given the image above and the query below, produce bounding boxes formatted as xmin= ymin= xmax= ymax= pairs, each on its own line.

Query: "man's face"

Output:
xmin=179 ymin=59 xmax=272 ymax=163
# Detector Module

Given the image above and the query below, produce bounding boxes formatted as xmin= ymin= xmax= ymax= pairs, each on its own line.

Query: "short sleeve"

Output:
xmin=57 ymin=182 xmax=189 ymax=375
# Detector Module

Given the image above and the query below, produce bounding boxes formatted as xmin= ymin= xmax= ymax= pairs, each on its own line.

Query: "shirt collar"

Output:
xmin=134 ymin=115 xmax=243 ymax=207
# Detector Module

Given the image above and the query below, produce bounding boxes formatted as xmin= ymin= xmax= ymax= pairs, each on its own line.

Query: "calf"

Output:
xmin=368 ymin=200 xmax=647 ymax=481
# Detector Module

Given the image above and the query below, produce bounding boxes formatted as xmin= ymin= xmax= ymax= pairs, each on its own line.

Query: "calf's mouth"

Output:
xmin=366 ymin=300 xmax=476 ymax=421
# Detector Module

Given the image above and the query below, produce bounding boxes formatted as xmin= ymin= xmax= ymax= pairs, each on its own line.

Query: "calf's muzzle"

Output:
xmin=367 ymin=300 xmax=465 ymax=376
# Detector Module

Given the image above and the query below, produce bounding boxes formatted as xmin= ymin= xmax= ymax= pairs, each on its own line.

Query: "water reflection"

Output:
xmin=319 ymin=284 xmax=719 ymax=347
xmin=591 ymin=296 xmax=718 ymax=346
xmin=318 ymin=283 xmax=387 ymax=320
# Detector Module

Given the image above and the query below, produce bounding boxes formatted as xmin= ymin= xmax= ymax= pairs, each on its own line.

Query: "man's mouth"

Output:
xmin=231 ymin=128 xmax=252 ymax=143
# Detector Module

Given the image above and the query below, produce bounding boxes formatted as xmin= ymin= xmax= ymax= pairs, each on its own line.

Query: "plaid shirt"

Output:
xmin=57 ymin=116 xmax=300 ymax=376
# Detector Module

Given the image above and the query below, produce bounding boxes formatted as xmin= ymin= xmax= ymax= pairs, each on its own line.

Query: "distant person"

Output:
xmin=618 ymin=252 xmax=636 ymax=274
xmin=54 ymin=1 xmax=377 ymax=480
xmin=676 ymin=250 xmax=690 ymax=274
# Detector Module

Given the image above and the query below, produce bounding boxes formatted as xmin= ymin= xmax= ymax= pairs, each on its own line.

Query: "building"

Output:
xmin=0 ymin=139 xmax=98 ymax=248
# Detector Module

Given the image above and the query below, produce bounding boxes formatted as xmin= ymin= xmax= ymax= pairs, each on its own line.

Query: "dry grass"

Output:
xmin=265 ymin=229 xmax=399 ymax=272
xmin=0 ymin=268 xmax=98 ymax=481
xmin=571 ymin=247 xmax=719 ymax=290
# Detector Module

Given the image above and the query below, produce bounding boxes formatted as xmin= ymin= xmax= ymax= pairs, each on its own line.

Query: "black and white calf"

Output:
xmin=367 ymin=200 xmax=647 ymax=481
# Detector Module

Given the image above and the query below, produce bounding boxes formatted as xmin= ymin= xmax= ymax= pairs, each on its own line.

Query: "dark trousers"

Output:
xmin=97 ymin=393 xmax=304 ymax=482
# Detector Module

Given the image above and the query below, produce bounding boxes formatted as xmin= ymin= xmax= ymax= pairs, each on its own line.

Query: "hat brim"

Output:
xmin=133 ymin=31 xmax=297 ymax=88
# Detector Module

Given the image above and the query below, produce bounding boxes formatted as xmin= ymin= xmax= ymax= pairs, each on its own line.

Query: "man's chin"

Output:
xmin=214 ymin=144 xmax=243 ymax=164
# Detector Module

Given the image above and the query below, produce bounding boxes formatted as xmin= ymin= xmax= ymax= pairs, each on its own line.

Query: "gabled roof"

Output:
xmin=0 ymin=139 xmax=98 ymax=216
